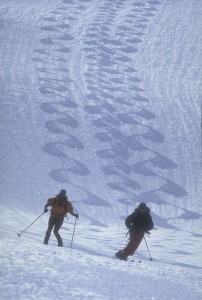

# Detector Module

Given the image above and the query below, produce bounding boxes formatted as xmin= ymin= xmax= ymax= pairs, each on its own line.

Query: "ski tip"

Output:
xmin=129 ymin=259 xmax=141 ymax=263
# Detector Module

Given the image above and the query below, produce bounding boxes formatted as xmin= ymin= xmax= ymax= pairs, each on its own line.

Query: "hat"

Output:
xmin=138 ymin=202 xmax=146 ymax=209
xmin=59 ymin=189 xmax=66 ymax=196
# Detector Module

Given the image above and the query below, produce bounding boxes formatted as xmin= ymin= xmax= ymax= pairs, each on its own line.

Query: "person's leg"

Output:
xmin=53 ymin=217 xmax=64 ymax=246
xmin=115 ymin=231 xmax=144 ymax=260
xmin=115 ymin=250 xmax=127 ymax=260
xmin=123 ymin=231 xmax=144 ymax=257
xmin=44 ymin=216 xmax=55 ymax=244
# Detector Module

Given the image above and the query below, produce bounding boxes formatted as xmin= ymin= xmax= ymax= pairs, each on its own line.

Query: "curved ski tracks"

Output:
xmin=0 ymin=0 xmax=201 ymax=231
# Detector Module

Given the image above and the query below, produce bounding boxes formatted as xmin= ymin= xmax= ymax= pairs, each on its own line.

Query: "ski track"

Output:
xmin=0 ymin=226 xmax=202 ymax=300
xmin=0 ymin=1 xmax=202 ymax=299
xmin=0 ymin=0 xmax=201 ymax=229
xmin=1 ymin=0 xmax=198 ymax=228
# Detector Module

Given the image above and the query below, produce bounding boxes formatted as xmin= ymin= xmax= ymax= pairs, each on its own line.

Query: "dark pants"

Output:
xmin=116 ymin=230 xmax=144 ymax=260
xmin=124 ymin=230 xmax=144 ymax=256
xmin=44 ymin=215 xmax=64 ymax=246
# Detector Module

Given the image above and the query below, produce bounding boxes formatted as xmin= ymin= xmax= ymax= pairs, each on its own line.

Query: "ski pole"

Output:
xmin=125 ymin=229 xmax=132 ymax=246
xmin=144 ymin=236 xmax=153 ymax=261
xmin=70 ymin=217 xmax=77 ymax=249
xmin=17 ymin=212 xmax=45 ymax=237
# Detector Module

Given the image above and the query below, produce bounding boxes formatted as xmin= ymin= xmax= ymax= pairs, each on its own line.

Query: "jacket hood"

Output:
xmin=136 ymin=203 xmax=150 ymax=214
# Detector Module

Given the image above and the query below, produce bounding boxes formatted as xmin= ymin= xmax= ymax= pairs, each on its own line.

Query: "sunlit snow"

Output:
xmin=0 ymin=0 xmax=201 ymax=299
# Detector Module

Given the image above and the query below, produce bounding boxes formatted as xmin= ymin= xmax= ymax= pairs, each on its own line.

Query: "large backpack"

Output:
xmin=51 ymin=195 xmax=68 ymax=216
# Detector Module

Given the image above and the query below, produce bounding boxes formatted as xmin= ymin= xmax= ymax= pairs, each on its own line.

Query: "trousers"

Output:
xmin=124 ymin=230 xmax=144 ymax=256
xmin=44 ymin=215 xmax=64 ymax=245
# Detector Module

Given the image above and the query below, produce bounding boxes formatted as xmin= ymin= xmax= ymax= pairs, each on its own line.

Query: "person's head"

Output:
xmin=138 ymin=202 xmax=147 ymax=209
xmin=59 ymin=189 xmax=66 ymax=196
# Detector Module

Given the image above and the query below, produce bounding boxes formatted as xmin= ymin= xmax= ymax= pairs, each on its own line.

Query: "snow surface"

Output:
xmin=0 ymin=0 xmax=201 ymax=299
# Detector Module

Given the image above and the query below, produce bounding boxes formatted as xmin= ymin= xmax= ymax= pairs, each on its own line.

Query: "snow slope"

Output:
xmin=0 ymin=0 xmax=201 ymax=299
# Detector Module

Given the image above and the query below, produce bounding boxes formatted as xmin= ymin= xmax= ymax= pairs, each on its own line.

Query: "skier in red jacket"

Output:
xmin=43 ymin=189 xmax=79 ymax=247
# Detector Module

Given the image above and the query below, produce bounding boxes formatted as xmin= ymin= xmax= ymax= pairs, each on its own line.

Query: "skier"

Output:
xmin=43 ymin=189 xmax=79 ymax=247
xmin=115 ymin=202 xmax=153 ymax=261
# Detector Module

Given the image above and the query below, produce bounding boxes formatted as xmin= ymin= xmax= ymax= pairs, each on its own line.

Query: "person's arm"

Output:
xmin=147 ymin=214 xmax=154 ymax=231
xmin=44 ymin=204 xmax=48 ymax=213
xmin=44 ymin=198 xmax=54 ymax=213
xmin=70 ymin=211 xmax=79 ymax=219
xmin=125 ymin=212 xmax=136 ymax=229
xmin=67 ymin=201 xmax=79 ymax=218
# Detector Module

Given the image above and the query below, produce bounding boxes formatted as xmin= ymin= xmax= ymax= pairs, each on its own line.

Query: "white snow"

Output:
xmin=0 ymin=0 xmax=201 ymax=299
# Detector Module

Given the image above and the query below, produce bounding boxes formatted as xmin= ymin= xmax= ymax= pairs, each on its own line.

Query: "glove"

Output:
xmin=44 ymin=207 xmax=48 ymax=213
xmin=75 ymin=213 xmax=79 ymax=219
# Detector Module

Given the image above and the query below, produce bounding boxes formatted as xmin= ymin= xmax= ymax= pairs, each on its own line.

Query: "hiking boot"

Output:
xmin=115 ymin=250 xmax=127 ymax=261
xmin=58 ymin=241 xmax=63 ymax=247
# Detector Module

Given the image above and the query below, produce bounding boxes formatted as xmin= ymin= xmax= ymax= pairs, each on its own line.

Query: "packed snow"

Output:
xmin=0 ymin=0 xmax=201 ymax=299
